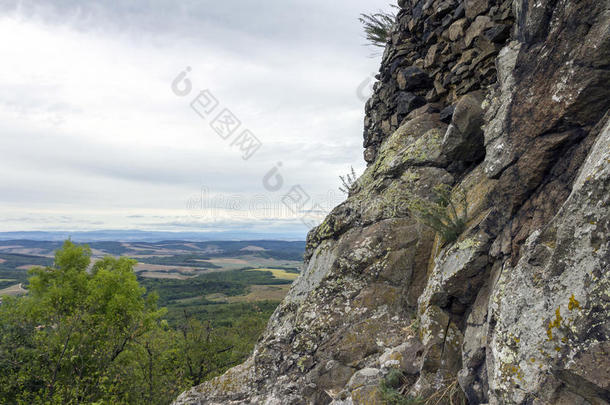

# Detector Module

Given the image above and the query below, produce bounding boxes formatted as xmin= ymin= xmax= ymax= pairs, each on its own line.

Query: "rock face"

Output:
xmin=363 ymin=0 xmax=515 ymax=165
xmin=174 ymin=0 xmax=610 ymax=404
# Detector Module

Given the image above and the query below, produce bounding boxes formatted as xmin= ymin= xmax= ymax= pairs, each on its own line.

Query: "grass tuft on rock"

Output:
xmin=359 ymin=7 xmax=398 ymax=49
xmin=378 ymin=369 xmax=423 ymax=405
xmin=407 ymin=184 xmax=468 ymax=244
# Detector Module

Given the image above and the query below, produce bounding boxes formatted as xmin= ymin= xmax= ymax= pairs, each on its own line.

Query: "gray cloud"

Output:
xmin=0 ymin=0 xmax=391 ymax=237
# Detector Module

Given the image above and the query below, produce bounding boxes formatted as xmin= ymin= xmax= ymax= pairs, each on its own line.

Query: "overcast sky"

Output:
xmin=0 ymin=0 xmax=391 ymax=239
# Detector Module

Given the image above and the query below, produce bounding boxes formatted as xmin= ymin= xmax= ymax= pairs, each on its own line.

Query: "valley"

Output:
xmin=0 ymin=239 xmax=304 ymax=325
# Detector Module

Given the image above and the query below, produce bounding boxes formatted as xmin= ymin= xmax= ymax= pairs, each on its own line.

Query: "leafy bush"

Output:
xmin=407 ymin=184 xmax=468 ymax=243
xmin=0 ymin=241 xmax=164 ymax=404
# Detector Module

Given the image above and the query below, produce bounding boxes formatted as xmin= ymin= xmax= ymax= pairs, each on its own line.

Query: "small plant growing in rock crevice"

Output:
xmin=425 ymin=379 xmax=467 ymax=405
xmin=359 ymin=6 xmax=399 ymax=49
xmin=379 ymin=372 xmax=466 ymax=405
xmin=339 ymin=166 xmax=359 ymax=195
xmin=407 ymin=184 xmax=468 ymax=243
xmin=378 ymin=369 xmax=423 ymax=405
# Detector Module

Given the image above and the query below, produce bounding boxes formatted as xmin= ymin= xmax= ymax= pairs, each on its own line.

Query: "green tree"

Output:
xmin=0 ymin=241 xmax=163 ymax=404
xmin=176 ymin=312 xmax=243 ymax=386
xmin=110 ymin=325 xmax=185 ymax=404
xmin=0 ymin=240 xmax=276 ymax=404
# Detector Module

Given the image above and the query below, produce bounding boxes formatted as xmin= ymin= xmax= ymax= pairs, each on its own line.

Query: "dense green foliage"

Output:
xmin=0 ymin=241 xmax=274 ymax=404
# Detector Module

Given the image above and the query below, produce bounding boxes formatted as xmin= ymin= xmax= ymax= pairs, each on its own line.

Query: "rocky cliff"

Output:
xmin=174 ymin=0 xmax=610 ymax=404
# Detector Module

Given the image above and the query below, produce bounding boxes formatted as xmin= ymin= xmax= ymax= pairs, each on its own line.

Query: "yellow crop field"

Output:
xmin=247 ymin=268 xmax=299 ymax=280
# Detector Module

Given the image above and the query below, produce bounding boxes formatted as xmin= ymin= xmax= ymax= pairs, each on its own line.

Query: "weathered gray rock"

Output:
xmin=424 ymin=43 xmax=440 ymax=67
xmin=465 ymin=15 xmax=494 ymax=47
xmin=441 ymin=90 xmax=485 ymax=162
xmin=396 ymin=66 xmax=433 ymax=91
xmin=396 ymin=92 xmax=426 ymax=116
xmin=439 ymin=104 xmax=455 ymax=123
xmin=418 ymin=231 xmax=491 ymax=310
xmin=487 ymin=117 xmax=610 ymax=404
xmin=363 ymin=0 xmax=514 ymax=163
xmin=482 ymin=40 xmax=520 ymax=178
xmin=173 ymin=0 xmax=609 ymax=403
xmin=379 ymin=338 xmax=425 ymax=374
xmin=465 ymin=0 xmax=489 ymax=19
xmin=346 ymin=368 xmax=381 ymax=391
xmin=458 ymin=274 xmax=494 ymax=403
xmin=446 ymin=18 xmax=468 ymax=41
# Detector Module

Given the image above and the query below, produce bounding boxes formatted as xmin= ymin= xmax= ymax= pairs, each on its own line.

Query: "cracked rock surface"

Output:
xmin=174 ymin=0 xmax=609 ymax=403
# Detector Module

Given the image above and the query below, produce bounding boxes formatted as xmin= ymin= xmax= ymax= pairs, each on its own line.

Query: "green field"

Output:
xmin=139 ymin=268 xmax=295 ymax=325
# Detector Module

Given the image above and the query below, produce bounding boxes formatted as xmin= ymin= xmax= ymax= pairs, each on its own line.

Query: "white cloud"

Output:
xmin=0 ymin=0 xmax=390 ymax=237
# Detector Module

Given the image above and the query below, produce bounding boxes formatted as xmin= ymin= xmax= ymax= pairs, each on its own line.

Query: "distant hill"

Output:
xmin=0 ymin=230 xmax=305 ymax=242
